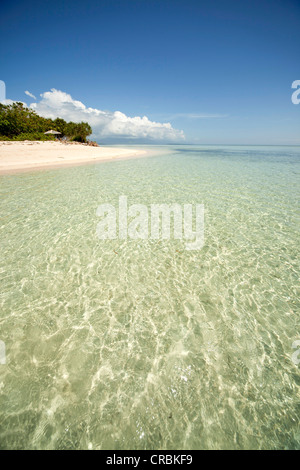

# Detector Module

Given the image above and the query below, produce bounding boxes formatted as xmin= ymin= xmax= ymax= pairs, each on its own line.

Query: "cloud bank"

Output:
xmin=29 ymin=89 xmax=185 ymax=142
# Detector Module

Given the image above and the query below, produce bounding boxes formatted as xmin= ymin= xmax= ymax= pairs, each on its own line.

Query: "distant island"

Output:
xmin=0 ymin=102 xmax=93 ymax=143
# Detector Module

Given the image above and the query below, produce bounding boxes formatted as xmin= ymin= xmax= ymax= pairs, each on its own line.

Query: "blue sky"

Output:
xmin=1 ymin=0 xmax=300 ymax=144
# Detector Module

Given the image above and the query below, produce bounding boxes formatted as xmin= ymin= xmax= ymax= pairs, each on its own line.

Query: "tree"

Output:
xmin=0 ymin=103 xmax=93 ymax=141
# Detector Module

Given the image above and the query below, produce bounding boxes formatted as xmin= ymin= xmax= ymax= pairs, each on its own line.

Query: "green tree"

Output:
xmin=0 ymin=103 xmax=93 ymax=141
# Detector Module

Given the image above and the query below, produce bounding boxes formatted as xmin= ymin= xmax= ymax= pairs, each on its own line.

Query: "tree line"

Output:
xmin=0 ymin=102 xmax=92 ymax=142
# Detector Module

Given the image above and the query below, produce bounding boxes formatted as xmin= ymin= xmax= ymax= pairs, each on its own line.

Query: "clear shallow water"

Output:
xmin=0 ymin=145 xmax=299 ymax=450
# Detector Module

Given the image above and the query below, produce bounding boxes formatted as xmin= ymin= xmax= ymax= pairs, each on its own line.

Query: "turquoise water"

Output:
xmin=0 ymin=145 xmax=299 ymax=449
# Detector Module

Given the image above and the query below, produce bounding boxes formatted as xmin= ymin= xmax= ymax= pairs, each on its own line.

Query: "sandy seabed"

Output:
xmin=0 ymin=141 xmax=147 ymax=174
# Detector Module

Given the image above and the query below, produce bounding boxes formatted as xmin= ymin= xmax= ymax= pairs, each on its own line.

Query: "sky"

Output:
xmin=0 ymin=0 xmax=300 ymax=144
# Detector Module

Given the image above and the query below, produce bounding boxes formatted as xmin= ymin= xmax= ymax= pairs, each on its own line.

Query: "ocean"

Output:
xmin=0 ymin=144 xmax=299 ymax=449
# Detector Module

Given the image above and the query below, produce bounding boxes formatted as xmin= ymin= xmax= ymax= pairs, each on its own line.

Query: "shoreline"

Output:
xmin=0 ymin=141 xmax=148 ymax=175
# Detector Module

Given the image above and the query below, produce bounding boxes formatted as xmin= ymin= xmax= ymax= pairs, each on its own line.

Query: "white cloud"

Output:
xmin=156 ymin=113 xmax=229 ymax=120
xmin=29 ymin=88 xmax=185 ymax=142
xmin=25 ymin=90 xmax=37 ymax=100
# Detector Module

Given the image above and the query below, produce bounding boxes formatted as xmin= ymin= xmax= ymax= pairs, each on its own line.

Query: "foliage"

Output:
xmin=70 ymin=135 xmax=86 ymax=143
xmin=0 ymin=102 xmax=92 ymax=142
xmin=0 ymin=133 xmax=55 ymax=141
xmin=13 ymin=133 xmax=56 ymax=141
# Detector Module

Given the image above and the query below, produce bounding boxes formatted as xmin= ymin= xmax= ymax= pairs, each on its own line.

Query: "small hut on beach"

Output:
xmin=44 ymin=130 xmax=61 ymax=139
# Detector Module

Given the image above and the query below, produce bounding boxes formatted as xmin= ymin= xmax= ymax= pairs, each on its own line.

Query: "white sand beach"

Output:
xmin=0 ymin=141 xmax=147 ymax=174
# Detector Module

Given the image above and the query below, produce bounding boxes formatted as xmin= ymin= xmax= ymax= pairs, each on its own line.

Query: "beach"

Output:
xmin=0 ymin=141 xmax=147 ymax=174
